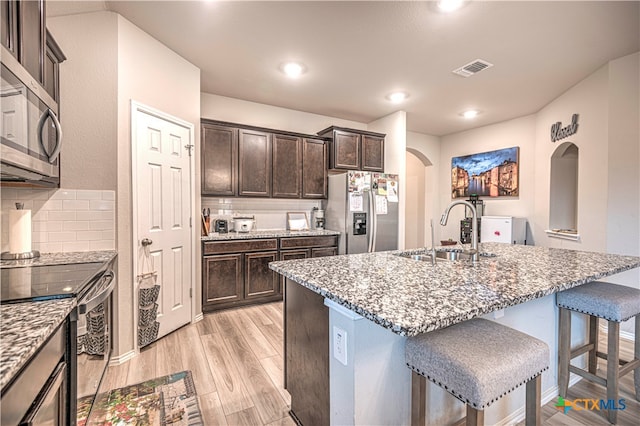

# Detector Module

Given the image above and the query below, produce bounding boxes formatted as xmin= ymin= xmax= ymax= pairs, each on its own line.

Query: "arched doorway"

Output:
xmin=549 ymin=142 xmax=579 ymax=232
xmin=405 ymin=148 xmax=432 ymax=249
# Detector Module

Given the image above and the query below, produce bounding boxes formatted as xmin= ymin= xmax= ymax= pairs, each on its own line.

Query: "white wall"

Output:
xmin=534 ymin=65 xmax=610 ymax=252
xmin=201 ymin=93 xmax=365 ymax=135
xmin=405 ymin=152 xmax=426 ymax=249
xmin=116 ymin=15 xmax=201 ymax=358
xmin=439 ymin=115 xmax=537 ymax=243
xmin=407 ymin=131 xmax=441 ymax=244
xmin=48 ymin=12 xmax=118 ymax=190
xmin=368 ymin=111 xmax=407 ymax=249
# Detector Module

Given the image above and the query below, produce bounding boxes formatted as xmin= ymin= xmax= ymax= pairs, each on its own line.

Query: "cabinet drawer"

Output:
xmin=280 ymin=236 xmax=338 ymax=249
xmin=203 ymin=238 xmax=278 ymax=254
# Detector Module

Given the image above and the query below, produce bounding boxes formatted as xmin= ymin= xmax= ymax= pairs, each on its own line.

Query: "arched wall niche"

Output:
xmin=549 ymin=141 xmax=579 ymax=232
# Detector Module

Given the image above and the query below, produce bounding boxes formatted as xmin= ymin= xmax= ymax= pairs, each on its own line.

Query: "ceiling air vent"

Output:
xmin=452 ymin=59 xmax=494 ymax=77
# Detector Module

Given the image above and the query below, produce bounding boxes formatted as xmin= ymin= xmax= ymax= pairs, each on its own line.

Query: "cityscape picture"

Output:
xmin=451 ymin=146 xmax=520 ymax=198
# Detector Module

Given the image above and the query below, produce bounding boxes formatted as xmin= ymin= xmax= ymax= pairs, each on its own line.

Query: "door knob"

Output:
xmin=141 ymin=238 xmax=153 ymax=247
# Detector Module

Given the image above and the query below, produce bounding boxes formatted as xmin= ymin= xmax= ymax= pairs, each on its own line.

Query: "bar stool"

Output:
xmin=556 ymin=281 xmax=640 ymax=424
xmin=405 ymin=318 xmax=549 ymax=426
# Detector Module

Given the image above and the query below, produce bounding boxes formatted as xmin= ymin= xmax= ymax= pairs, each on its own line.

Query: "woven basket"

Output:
xmin=86 ymin=310 xmax=105 ymax=334
xmin=138 ymin=321 xmax=160 ymax=348
xmin=139 ymin=285 xmax=160 ymax=306
xmin=138 ymin=303 xmax=158 ymax=327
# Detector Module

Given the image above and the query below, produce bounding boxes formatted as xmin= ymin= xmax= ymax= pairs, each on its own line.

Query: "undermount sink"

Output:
xmin=396 ymin=248 xmax=496 ymax=263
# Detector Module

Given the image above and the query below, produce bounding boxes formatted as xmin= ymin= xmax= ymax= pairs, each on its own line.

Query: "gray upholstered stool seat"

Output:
xmin=556 ymin=281 xmax=640 ymax=425
xmin=406 ymin=318 xmax=549 ymax=426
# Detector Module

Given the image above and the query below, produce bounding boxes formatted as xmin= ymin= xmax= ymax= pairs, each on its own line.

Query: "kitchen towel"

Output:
xmin=8 ymin=208 xmax=32 ymax=254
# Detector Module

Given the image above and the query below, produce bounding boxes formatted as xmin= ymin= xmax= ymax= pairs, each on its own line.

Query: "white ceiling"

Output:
xmin=48 ymin=1 xmax=639 ymax=136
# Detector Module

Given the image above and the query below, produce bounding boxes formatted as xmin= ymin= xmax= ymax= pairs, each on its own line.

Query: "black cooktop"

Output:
xmin=0 ymin=262 xmax=105 ymax=304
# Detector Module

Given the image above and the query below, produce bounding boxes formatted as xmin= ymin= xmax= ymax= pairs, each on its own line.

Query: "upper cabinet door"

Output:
xmin=238 ymin=128 xmax=272 ymax=197
xmin=332 ymin=130 xmax=360 ymax=170
xmin=201 ymin=123 xmax=238 ymax=196
xmin=361 ymin=134 xmax=384 ymax=172
xmin=272 ymin=134 xmax=302 ymax=198
xmin=19 ymin=0 xmax=45 ymax=83
xmin=302 ymin=138 xmax=327 ymax=199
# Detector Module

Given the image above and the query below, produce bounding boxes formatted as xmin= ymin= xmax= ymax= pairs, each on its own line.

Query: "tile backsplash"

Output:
xmin=1 ymin=188 xmax=115 ymax=253
xmin=202 ymin=197 xmax=322 ymax=230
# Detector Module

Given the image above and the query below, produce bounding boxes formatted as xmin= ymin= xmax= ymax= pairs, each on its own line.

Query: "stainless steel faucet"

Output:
xmin=440 ymin=200 xmax=478 ymax=262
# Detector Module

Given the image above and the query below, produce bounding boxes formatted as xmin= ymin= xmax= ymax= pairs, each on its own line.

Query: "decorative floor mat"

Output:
xmin=78 ymin=370 xmax=203 ymax=426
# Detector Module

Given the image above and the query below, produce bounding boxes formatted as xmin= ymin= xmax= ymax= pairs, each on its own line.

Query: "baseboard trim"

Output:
xmin=599 ymin=322 xmax=635 ymax=341
xmin=494 ymin=375 xmax=582 ymax=426
xmin=109 ymin=349 xmax=136 ymax=366
xmin=194 ymin=312 xmax=204 ymax=323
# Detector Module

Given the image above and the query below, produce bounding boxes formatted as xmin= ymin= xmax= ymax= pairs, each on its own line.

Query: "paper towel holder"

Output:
xmin=1 ymin=202 xmax=40 ymax=260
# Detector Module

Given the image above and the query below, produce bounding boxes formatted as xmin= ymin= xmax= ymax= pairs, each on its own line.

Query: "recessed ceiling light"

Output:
xmin=280 ymin=62 xmax=306 ymax=78
xmin=437 ymin=0 xmax=466 ymax=13
xmin=461 ymin=110 xmax=480 ymax=119
xmin=387 ymin=92 xmax=409 ymax=103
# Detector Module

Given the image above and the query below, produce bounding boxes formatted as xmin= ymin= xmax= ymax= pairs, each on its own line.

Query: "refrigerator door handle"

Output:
xmin=368 ymin=189 xmax=378 ymax=253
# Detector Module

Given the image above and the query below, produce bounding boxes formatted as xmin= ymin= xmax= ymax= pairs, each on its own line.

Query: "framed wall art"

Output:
xmin=451 ymin=146 xmax=519 ymax=198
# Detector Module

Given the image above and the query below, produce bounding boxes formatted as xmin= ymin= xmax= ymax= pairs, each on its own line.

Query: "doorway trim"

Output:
xmin=130 ymin=100 xmax=196 ymax=350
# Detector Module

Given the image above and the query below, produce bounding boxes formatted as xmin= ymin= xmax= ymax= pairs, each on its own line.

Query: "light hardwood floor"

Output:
xmin=98 ymin=303 xmax=638 ymax=425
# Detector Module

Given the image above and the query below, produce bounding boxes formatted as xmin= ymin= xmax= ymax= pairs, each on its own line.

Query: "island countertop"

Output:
xmin=269 ymin=242 xmax=640 ymax=336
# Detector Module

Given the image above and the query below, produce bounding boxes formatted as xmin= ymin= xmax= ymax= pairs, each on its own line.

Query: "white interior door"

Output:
xmin=134 ymin=105 xmax=193 ymax=340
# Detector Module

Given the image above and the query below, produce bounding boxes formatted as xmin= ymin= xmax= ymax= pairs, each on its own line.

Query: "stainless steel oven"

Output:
xmin=0 ymin=49 xmax=62 ymax=187
xmin=72 ymin=264 xmax=116 ymax=425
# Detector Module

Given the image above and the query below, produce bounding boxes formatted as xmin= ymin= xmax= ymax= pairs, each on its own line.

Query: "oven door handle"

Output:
xmin=79 ymin=271 xmax=116 ymax=314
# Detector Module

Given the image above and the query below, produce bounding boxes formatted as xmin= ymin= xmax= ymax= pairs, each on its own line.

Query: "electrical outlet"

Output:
xmin=333 ymin=326 xmax=347 ymax=366
xmin=494 ymin=309 xmax=505 ymax=319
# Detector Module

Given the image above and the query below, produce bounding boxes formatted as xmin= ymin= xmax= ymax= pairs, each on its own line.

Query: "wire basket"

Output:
xmin=138 ymin=321 xmax=160 ymax=348
xmin=138 ymin=303 xmax=158 ymax=327
xmin=139 ymin=285 xmax=160 ymax=306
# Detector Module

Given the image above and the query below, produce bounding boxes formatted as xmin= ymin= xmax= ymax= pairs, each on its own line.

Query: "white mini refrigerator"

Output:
xmin=480 ymin=216 xmax=527 ymax=244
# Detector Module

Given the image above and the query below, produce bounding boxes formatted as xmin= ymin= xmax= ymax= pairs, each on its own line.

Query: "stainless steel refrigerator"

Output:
xmin=323 ymin=171 xmax=399 ymax=254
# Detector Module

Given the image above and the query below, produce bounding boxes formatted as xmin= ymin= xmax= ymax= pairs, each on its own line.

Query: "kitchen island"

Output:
xmin=269 ymin=242 xmax=640 ymax=425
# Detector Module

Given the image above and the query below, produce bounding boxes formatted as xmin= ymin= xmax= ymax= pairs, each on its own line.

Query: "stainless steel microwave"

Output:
xmin=1 ymin=47 xmax=62 ymax=187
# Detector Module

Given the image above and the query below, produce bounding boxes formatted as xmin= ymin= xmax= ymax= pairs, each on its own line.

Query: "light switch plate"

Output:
xmin=333 ymin=326 xmax=347 ymax=366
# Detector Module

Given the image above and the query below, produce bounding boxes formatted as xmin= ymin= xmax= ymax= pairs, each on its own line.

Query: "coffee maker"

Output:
xmin=312 ymin=207 xmax=325 ymax=230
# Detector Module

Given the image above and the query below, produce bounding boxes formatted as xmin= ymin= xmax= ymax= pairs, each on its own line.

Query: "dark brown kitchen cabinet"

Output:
xmin=278 ymin=235 xmax=338 ymax=292
xmin=202 ymin=239 xmax=280 ymax=312
xmin=201 ymin=119 xmax=328 ymax=199
xmin=272 ymin=134 xmax=302 ymax=198
xmin=238 ymin=129 xmax=272 ymax=197
xmin=361 ymin=134 xmax=385 ymax=171
xmin=245 ymin=251 xmax=279 ymax=299
xmin=203 ymin=253 xmax=243 ymax=306
xmin=302 ymin=138 xmax=328 ymax=198
xmin=318 ymin=126 xmax=385 ymax=172
xmin=201 ymin=123 xmax=238 ymax=196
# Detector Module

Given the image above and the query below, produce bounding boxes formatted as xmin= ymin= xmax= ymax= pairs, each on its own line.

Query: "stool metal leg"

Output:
xmin=466 ymin=406 xmax=483 ymax=426
xmin=411 ymin=371 xmax=426 ymax=426
xmin=606 ymin=321 xmax=620 ymax=424
xmin=635 ymin=315 xmax=640 ymax=401
xmin=525 ymin=375 xmax=541 ymax=426
xmin=588 ymin=315 xmax=599 ymax=374
xmin=558 ymin=307 xmax=571 ymax=397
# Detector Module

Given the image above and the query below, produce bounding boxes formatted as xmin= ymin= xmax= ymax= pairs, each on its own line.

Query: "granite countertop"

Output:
xmin=202 ymin=229 xmax=340 ymax=241
xmin=0 ymin=250 xmax=117 ymax=269
xmin=0 ymin=298 xmax=76 ymax=389
xmin=269 ymin=242 xmax=640 ymax=337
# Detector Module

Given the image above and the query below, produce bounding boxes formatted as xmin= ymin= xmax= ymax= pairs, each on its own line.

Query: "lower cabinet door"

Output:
xmin=311 ymin=247 xmax=337 ymax=257
xmin=245 ymin=251 xmax=278 ymax=299
xmin=279 ymin=249 xmax=310 ymax=293
xmin=203 ymin=254 xmax=243 ymax=306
